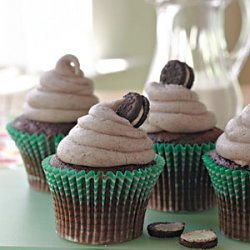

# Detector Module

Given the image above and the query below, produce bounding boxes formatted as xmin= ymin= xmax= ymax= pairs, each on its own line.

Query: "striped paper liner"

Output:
xmin=6 ymin=122 xmax=65 ymax=192
xmin=203 ymin=153 xmax=250 ymax=242
xmin=148 ymin=143 xmax=216 ymax=211
xmin=42 ymin=154 xmax=165 ymax=244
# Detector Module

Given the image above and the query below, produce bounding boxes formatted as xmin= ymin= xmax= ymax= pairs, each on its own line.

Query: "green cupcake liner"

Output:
xmin=42 ymin=154 xmax=165 ymax=244
xmin=6 ymin=122 xmax=65 ymax=192
xmin=148 ymin=143 xmax=216 ymax=212
xmin=203 ymin=153 xmax=250 ymax=241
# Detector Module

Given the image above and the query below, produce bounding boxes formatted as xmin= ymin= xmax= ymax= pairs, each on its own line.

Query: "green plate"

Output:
xmin=0 ymin=169 xmax=249 ymax=249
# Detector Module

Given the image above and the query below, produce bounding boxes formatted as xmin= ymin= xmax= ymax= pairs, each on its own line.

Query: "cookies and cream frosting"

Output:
xmin=23 ymin=54 xmax=98 ymax=123
xmin=216 ymin=104 xmax=250 ymax=166
xmin=57 ymin=100 xmax=155 ymax=167
xmin=141 ymin=83 xmax=216 ymax=133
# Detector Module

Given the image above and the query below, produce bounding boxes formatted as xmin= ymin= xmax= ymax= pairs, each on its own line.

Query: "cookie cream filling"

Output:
xmin=131 ymin=107 xmax=144 ymax=126
xmin=154 ymin=223 xmax=184 ymax=232
xmin=181 ymin=230 xmax=217 ymax=243
xmin=23 ymin=54 xmax=98 ymax=123
xmin=183 ymin=65 xmax=190 ymax=88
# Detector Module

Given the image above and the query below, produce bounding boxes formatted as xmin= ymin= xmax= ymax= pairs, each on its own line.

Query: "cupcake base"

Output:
xmin=21 ymin=154 xmax=50 ymax=192
xmin=148 ymin=143 xmax=216 ymax=212
xmin=218 ymin=195 xmax=250 ymax=242
xmin=42 ymin=154 xmax=165 ymax=244
xmin=54 ymin=190 xmax=146 ymax=244
xmin=204 ymin=151 xmax=250 ymax=242
xmin=6 ymin=121 xmax=67 ymax=192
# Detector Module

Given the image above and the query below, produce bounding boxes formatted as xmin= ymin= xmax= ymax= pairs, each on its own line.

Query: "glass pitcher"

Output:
xmin=146 ymin=0 xmax=250 ymax=129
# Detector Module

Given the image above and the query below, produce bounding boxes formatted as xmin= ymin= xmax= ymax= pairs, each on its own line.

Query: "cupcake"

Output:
xmin=203 ymin=104 xmax=250 ymax=242
xmin=42 ymin=92 xmax=165 ymax=244
xmin=7 ymin=54 xmax=98 ymax=192
xmin=142 ymin=60 xmax=223 ymax=211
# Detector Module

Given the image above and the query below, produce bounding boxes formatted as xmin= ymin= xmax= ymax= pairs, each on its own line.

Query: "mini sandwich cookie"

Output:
xmin=116 ymin=92 xmax=150 ymax=128
xmin=147 ymin=222 xmax=185 ymax=238
xmin=179 ymin=230 xmax=218 ymax=249
xmin=160 ymin=60 xmax=194 ymax=89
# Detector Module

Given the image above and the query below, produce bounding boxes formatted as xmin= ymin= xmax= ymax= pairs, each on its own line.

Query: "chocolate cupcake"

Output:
xmin=203 ymin=105 xmax=250 ymax=242
xmin=142 ymin=60 xmax=223 ymax=211
xmin=7 ymin=54 xmax=98 ymax=192
xmin=42 ymin=93 xmax=164 ymax=244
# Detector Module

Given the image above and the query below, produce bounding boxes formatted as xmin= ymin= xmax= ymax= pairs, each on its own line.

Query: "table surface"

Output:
xmin=0 ymin=168 xmax=249 ymax=249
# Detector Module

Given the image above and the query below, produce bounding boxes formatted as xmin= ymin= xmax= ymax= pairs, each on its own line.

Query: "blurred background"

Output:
xmin=0 ymin=0 xmax=249 ymax=116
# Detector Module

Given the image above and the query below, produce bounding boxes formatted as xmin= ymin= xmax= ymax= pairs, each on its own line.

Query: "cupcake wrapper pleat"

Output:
xmin=203 ymin=153 xmax=250 ymax=242
xmin=6 ymin=122 xmax=64 ymax=192
xmin=148 ymin=143 xmax=216 ymax=212
xmin=42 ymin=155 xmax=165 ymax=245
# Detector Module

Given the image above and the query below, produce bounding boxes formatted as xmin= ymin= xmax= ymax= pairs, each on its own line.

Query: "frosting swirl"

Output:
xmin=57 ymin=100 xmax=155 ymax=167
xmin=23 ymin=54 xmax=99 ymax=123
xmin=216 ymin=104 xmax=250 ymax=166
xmin=141 ymin=82 xmax=216 ymax=133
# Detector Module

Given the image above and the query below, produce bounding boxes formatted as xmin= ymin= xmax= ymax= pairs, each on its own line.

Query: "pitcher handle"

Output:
xmin=225 ymin=0 xmax=250 ymax=77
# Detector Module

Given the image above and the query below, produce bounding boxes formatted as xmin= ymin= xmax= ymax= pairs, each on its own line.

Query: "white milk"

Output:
xmin=193 ymin=83 xmax=243 ymax=129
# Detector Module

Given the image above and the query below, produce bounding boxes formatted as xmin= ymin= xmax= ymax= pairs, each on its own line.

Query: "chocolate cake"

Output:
xmin=13 ymin=116 xmax=76 ymax=136
xmin=148 ymin=127 xmax=222 ymax=145
xmin=50 ymin=154 xmax=156 ymax=173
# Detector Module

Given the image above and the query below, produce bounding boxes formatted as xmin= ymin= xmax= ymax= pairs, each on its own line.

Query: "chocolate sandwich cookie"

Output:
xmin=116 ymin=92 xmax=150 ymax=128
xmin=160 ymin=60 xmax=194 ymax=89
xmin=147 ymin=222 xmax=185 ymax=238
xmin=179 ymin=230 xmax=218 ymax=249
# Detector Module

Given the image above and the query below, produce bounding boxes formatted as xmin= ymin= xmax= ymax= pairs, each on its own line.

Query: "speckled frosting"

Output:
xmin=141 ymin=83 xmax=216 ymax=133
xmin=57 ymin=100 xmax=155 ymax=167
xmin=23 ymin=54 xmax=98 ymax=123
xmin=216 ymin=104 xmax=250 ymax=167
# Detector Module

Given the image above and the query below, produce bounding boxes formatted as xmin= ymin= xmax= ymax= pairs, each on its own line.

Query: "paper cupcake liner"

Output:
xmin=148 ymin=143 xmax=216 ymax=212
xmin=42 ymin=154 xmax=165 ymax=245
xmin=6 ymin=122 xmax=65 ymax=192
xmin=203 ymin=153 xmax=250 ymax=242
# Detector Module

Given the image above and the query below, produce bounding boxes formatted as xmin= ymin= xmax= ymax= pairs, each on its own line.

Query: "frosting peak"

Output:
xmin=57 ymin=100 xmax=155 ymax=167
xmin=55 ymin=54 xmax=82 ymax=76
xmin=216 ymin=104 xmax=250 ymax=166
xmin=23 ymin=54 xmax=98 ymax=123
xmin=141 ymin=82 xmax=216 ymax=133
